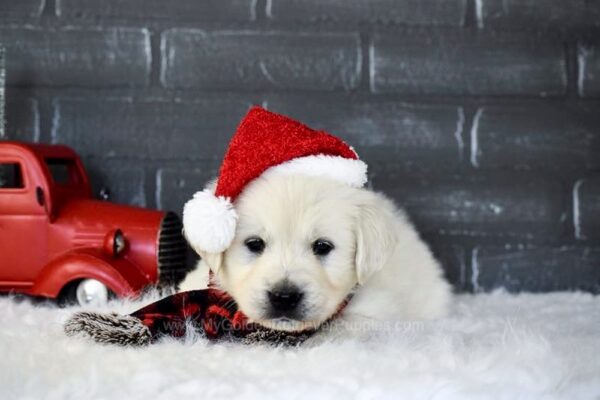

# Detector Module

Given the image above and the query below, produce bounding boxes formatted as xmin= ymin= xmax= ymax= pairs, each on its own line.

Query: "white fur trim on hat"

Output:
xmin=261 ymin=154 xmax=368 ymax=188
xmin=183 ymin=189 xmax=238 ymax=254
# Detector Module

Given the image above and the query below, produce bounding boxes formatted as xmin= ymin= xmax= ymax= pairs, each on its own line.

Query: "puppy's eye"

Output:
xmin=244 ymin=237 xmax=265 ymax=254
xmin=312 ymin=239 xmax=334 ymax=257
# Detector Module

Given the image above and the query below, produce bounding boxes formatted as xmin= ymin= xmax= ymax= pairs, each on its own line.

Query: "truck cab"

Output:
xmin=0 ymin=142 xmax=188 ymax=305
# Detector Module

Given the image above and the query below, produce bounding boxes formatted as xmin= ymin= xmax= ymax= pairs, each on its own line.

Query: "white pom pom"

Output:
xmin=182 ymin=189 xmax=238 ymax=254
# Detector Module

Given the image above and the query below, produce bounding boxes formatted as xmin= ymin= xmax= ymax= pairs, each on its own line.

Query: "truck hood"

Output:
xmin=56 ymin=199 xmax=165 ymax=235
xmin=49 ymin=199 xmax=167 ymax=284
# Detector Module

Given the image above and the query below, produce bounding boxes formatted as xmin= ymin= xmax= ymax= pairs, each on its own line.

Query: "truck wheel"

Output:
xmin=60 ymin=279 xmax=113 ymax=307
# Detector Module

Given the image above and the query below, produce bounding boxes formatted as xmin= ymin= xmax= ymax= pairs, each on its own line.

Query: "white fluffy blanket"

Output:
xmin=1 ymin=291 xmax=599 ymax=400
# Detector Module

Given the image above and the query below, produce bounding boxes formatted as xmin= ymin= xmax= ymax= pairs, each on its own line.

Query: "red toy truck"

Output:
xmin=0 ymin=142 xmax=188 ymax=305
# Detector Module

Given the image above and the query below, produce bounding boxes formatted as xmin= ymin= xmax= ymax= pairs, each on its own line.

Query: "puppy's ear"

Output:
xmin=355 ymin=192 xmax=399 ymax=285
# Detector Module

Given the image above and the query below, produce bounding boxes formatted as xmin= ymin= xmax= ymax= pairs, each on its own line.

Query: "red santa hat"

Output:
xmin=182 ymin=106 xmax=368 ymax=254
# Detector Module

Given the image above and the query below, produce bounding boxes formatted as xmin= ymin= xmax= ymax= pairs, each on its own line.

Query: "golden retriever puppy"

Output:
xmin=180 ymin=173 xmax=451 ymax=332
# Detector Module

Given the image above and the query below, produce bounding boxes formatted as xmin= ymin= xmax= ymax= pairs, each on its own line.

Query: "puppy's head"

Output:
xmin=196 ymin=174 xmax=398 ymax=332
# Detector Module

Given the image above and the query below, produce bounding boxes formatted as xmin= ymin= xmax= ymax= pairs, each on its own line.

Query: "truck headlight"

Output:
xmin=104 ymin=229 xmax=126 ymax=257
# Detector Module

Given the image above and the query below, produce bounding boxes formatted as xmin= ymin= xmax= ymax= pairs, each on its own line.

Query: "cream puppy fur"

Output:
xmin=180 ymin=174 xmax=451 ymax=332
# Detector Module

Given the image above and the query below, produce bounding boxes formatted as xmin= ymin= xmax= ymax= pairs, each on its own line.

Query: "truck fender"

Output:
xmin=31 ymin=249 xmax=138 ymax=298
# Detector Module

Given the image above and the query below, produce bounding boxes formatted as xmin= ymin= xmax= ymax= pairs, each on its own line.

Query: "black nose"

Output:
xmin=268 ymin=287 xmax=304 ymax=313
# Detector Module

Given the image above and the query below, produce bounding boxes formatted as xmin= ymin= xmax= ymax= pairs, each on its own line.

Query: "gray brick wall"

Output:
xmin=473 ymin=105 xmax=600 ymax=170
xmin=371 ymin=31 xmax=567 ymax=96
xmin=56 ymin=0 xmax=255 ymax=21
xmin=1 ymin=0 xmax=599 ymax=293
xmin=578 ymin=41 xmax=600 ymax=98
xmin=6 ymin=94 xmax=38 ymax=141
xmin=576 ymin=178 xmax=600 ymax=241
xmin=374 ymin=173 xmax=565 ymax=240
xmin=267 ymin=0 xmax=468 ymax=26
xmin=52 ymin=96 xmax=251 ymax=159
xmin=161 ymin=30 xmax=361 ymax=91
xmin=0 ymin=0 xmax=44 ymax=19
xmin=0 ymin=27 xmax=151 ymax=87
xmin=476 ymin=0 xmax=600 ymax=29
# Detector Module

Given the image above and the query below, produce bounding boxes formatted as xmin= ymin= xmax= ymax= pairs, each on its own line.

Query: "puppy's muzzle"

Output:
xmin=267 ymin=282 xmax=304 ymax=318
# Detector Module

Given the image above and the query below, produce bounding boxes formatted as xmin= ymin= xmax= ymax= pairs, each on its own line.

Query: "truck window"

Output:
xmin=46 ymin=158 xmax=81 ymax=185
xmin=0 ymin=162 xmax=24 ymax=189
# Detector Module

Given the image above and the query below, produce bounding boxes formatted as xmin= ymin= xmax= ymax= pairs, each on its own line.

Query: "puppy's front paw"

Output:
xmin=64 ymin=311 xmax=152 ymax=346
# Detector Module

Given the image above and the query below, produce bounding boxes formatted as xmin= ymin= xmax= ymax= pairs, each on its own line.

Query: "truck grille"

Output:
xmin=157 ymin=212 xmax=189 ymax=286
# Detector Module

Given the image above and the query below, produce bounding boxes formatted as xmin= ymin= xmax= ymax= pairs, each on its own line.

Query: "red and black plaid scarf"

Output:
xmin=130 ymin=289 xmax=254 ymax=341
xmin=65 ymin=288 xmax=350 ymax=346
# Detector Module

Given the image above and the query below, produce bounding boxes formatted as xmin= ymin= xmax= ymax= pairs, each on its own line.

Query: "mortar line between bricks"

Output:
xmin=155 ymin=168 xmax=163 ymax=210
xmin=368 ymin=38 xmax=375 ymax=93
xmin=459 ymin=245 xmax=470 ymax=292
xmin=473 ymin=0 xmax=483 ymax=29
xmin=470 ymin=248 xmax=480 ymax=293
xmin=455 ymin=107 xmax=465 ymax=163
xmin=49 ymin=97 xmax=60 ymax=143
xmin=469 ymin=108 xmax=483 ymax=168
xmin=263 ymin=0 xmax=271 ymax=20
xmin=577 ymin=46 xmax=587 ymax=97
xmin=32 ymin=98 xmax=41 ymax=142
xmin=250 ymin=0 xmax=258 ymax=21
xmin=357 ymin=31 xmax=370 ymax=93
xmin=573 ymin=179 xmax=584 ymax=240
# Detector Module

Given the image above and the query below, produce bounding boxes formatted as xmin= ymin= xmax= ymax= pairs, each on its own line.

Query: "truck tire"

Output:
xmin=60 ymin=279 xmax=114 ymax=307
